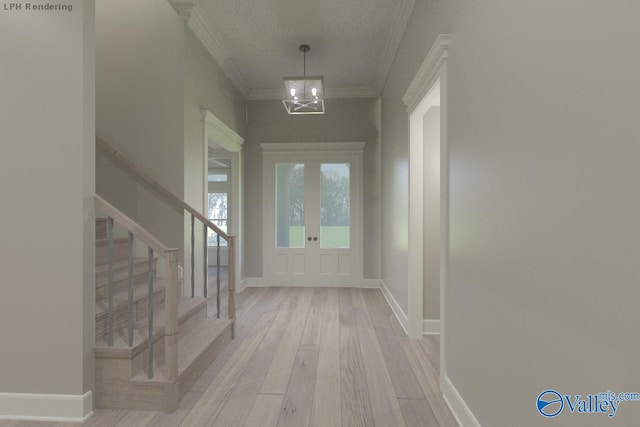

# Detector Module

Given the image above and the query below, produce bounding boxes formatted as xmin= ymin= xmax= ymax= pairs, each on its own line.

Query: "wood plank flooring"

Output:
xmin=0 ymin=287 xmax=457 ymax=427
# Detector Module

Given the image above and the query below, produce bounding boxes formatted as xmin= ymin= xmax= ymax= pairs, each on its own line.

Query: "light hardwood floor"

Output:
xmin=0 ymin=287 xmax=457 ymax=427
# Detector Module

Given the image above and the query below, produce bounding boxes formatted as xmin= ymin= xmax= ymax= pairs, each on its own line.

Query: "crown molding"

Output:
xmin=402 ymin=34 xmax=450 ymax=113
xmin=249 ymin=86 xmax=379 ymax=100
xmin=188 ymin=6 xmax=251 ymax=98
xmin=374 ymin=0 xmax=416 ymax=95
xmin=167 ymin=0 xmax=195 ymax=21
xmin=201 ymin=110 xmax=244 ymax=153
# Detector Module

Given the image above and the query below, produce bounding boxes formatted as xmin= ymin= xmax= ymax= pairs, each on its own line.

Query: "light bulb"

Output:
xmin=311 ymin=88 xmax=317 ymax=96
xmin=290 ymin=88 xmax=296 ymax=97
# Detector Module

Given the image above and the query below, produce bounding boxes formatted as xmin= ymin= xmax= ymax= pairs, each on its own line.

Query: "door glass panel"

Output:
xmin=276 ymin=163 xmax=305 ymax=248
xmin=320 ymin=163 xmax=350 ymax=248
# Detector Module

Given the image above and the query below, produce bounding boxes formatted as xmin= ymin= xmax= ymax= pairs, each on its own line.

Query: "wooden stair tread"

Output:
xmin=130 ymin=317 xmax=233 ymax=383
xmin=96 ymin=237 xmax=128 ymax=246
xmin=138 ymin=297 xmax=206 ymax=329
xmin=94 ymin=297 xmax=206 ymax=358
xmin=95 ymin=278 xmax=167 ymax=318
xmin=95 ymin=257 xmax=152 ymax=273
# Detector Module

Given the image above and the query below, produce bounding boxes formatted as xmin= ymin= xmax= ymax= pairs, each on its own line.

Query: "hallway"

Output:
xmin=0 ymin=287 xmax=455 ymax=427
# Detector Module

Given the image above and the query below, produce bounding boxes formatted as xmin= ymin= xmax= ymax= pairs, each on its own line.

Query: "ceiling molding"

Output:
xmin=249 ymin=87 xmax=379 ymax=100
xmin=202 ymin=110 xmax=245 ymax=153
xmin=188 ymin=6 xmax=251 ymax=98
xmin=167 ymin=0 xmax=195 ymax=21
xmin=402 ymin=34 xmax=450 ymax=113
xmin=374 ymin=0 xmax=416 ymax=95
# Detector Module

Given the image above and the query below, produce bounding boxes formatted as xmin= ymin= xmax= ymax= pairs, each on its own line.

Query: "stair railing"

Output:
xmin=95 ymin=195 xmax=179 ymax=380
xmin=96 ymin=136 xmax=236 ymax=333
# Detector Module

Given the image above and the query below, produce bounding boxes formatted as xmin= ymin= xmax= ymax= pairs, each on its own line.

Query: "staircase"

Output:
xmin=93 ymin=207 xmax=234 ymax=411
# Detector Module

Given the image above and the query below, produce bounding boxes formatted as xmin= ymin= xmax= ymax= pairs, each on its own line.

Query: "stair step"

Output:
xmin=95 ymin=257 xmax=157 ymax=290
xmin=95 ymin=278 xmax=167 ymax=319
xmin=130 ymin=317 xmax=233 ymax=385
xmin=95 ymin=297 xmax=207 ymax=358
xmin=96 ymin=238 xmax=129 ymax=265
xmin=96 ymin=218 xmax=107 ymax=239
xmin=95 ymin=285 xmax=166 ymax=341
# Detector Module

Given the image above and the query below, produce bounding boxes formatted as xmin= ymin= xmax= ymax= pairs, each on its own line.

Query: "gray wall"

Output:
xmin=381 ymin=0 xmax=458 ymax=315
xmin=384 ymin=0 xmax=640 ymax=425
xmin=96 ymin=0 xmax=185 ymax=256
xmin=244 ymin=98 xmax=381 ymax=279
xmin=446 ymin=1 xmax=640 ymax=425
xmin=0 ymin=0 xmax=95 ymax=400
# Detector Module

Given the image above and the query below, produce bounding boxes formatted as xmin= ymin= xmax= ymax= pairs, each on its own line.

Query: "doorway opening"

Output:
xmin=405 ymin=35 xmax=449 ymax=386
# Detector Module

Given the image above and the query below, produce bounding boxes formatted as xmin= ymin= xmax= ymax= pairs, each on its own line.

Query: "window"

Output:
xmin=208 ymin=192 xmax=228 ymax=246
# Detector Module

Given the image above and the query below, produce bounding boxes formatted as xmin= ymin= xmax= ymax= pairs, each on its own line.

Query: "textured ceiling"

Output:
xmin=185 ymin=0 xmax=415 ymax=99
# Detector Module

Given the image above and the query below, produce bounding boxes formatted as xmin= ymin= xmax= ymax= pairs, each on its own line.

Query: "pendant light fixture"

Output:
xmin=282 ymin=44 xmax=325 ymax=115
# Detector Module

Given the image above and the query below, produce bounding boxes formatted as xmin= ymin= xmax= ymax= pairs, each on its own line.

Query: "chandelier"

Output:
xmin=282 ymin=44 xmax=325 ymax=115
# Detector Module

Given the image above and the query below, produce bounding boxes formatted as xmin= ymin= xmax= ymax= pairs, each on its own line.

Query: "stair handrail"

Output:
xmin=95 ymin=195 xmax=174 ymax=254
xmin=95 ymin=194 xmax=180 ymax=382
xmin=96 ymin=136 xmax=230 ymax=240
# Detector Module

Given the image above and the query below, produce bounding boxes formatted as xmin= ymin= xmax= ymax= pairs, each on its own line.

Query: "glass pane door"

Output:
xmin=320 ymin=163 xmax=350 ymax=248
xmin=275 ymin=163 xmax=305 ymax=248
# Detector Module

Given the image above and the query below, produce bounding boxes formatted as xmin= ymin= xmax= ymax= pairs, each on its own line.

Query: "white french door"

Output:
xmin=262 ymin=143 xmax=364 ymax=286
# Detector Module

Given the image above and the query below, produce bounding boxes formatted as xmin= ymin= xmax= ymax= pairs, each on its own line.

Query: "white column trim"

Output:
xmin=0 ymin=391 xmax=93 ymax=422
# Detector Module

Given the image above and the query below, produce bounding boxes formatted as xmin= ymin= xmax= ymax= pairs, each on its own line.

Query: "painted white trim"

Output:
xmin=362 ymin=279 xmax=381 ymax=288
xmin=241 ymin=278 xmax=379 ymax=289
xmin=249 ymin=87 xmax=380 ymax=100
xmin=241 ymin=277 xmax=267 ymax=288
xmin=442 ymin=376 xmax=482 ymax=427
xmin=201 ymin=109 xmax=244 ymax=296
xmin=422 ymin=319 xmax=440 ymax=335
xmin=375 ymin=0 xmax=416 ymax=94
xmin=0 ymin=391 xmax=93 ymax=422
xmin=405 ymin=33 xmax=450 ymax=381
xmin=403 ymin=35 xmax=451 ymax=113
xmin=187 ymin=6 xmax=251 ymax=98
xmin=202 ymin=110 xmax=245 ymax=153
xmin=260 ymin=141 xmax=366 ymax=153
xmin=379 ymin=280 xmax=408 ymax=335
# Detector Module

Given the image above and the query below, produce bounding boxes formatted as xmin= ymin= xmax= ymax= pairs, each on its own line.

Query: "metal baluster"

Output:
xmin=107 ymin=217 xmax=115 ymax=347
xmin=127 ymin=232 xmax=134 ymax=347
xmin=147 ymin=247 xmax=154 ymax=379
xmin=191 ymin=214 xmax=195 ymax=298
xmin=203 ymin=223 xmax=208 ymax=299
xmin=216 ymin=233 xmax=221 ymax=319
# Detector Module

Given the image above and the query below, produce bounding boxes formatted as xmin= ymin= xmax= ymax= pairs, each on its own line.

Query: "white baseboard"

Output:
xmin=241 ymin=277 xmax=267 ymax=288
xmin=0 ymin=391 xmax=93 ymax=422
xmin=423 ymin=319 xmax=440 ymax=335
xmin=442 ymin=375 xmax=482 ymax=427
xmin=379 ymin=280 xmax=409 ymax=335
xmin=241 ymin=277 xmax=380 ymax=289
xmin=362 ymin=279 xmax=381 ymax=288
